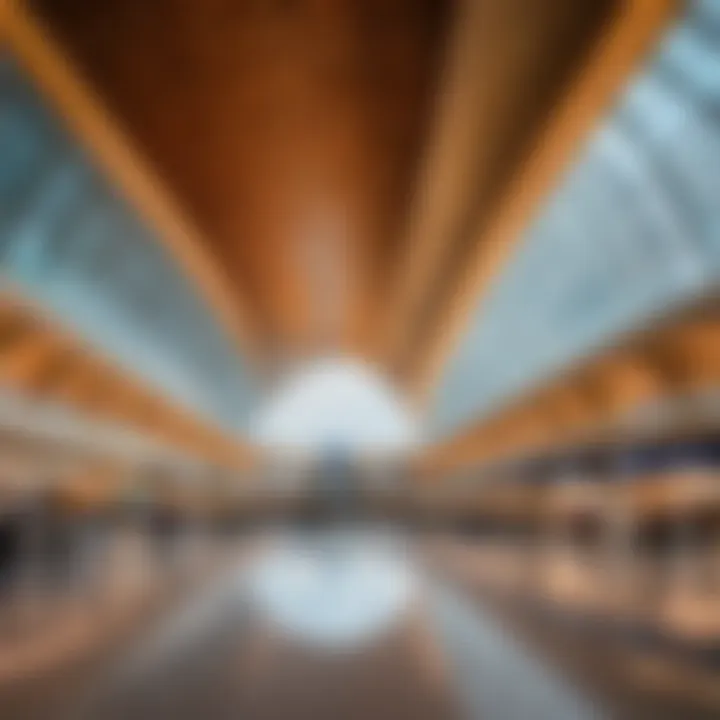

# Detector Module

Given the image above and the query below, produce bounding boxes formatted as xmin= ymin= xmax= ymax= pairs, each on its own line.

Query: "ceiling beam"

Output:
xmin=421 ymin=298 xmax=720 ymax=475
xmin=0 ymin=287 xmax=256 ymax=470
xmin=0 ymin=0 xmax=263 ymax=371
xmin=0 ymin=331 xmax=61 ymax=387
xmin=378 ymin=0 xmax=490 ymax=370
xmin=393 ymin=0 xmax=678 ymax=403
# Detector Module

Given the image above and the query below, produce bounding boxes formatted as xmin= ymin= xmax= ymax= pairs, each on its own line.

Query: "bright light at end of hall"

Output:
xmin=250 ymin=357 xmax=420 ymax=455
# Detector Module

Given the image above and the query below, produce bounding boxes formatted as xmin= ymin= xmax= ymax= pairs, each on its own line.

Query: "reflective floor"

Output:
xmin=0 ymin=528 xmax=717 ymax=720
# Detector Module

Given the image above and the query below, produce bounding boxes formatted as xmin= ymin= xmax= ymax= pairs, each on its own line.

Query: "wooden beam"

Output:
xmin=0 ymin=286 xmax=255 ymax=470
xmin=0 ymin=0 xmax=8 ymax=38
xmin=421 ymin=304 xmax=720 ymax=476
xmin=0 ymin=331 xmax=62 ymax=387
xmin=378 ymin=0 xmax=495 ymax=368
xmin=403 ymin=0 xmax=678 ymax=403
xmin=1 ymin=0 xmax=262 ymax=371
xmin=25 ymin=345 xmax=77 ymax=394
xmin=49 ymin=357 xmax=100 ymax=405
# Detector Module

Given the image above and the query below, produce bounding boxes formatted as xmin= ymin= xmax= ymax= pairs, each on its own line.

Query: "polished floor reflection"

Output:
xmin=4 ymin=526 xmax=717 ymax=720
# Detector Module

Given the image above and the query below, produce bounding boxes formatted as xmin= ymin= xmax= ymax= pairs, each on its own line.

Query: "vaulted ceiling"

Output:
xmin=0 ymin=0 xmax=692 ymax=472
xmin=27 ymin=0 xmax=646 ymax=369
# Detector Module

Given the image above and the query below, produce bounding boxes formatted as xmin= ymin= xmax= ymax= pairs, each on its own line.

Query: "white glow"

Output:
xmin=248 ymin=531 xmax=415 ymax=647
xmin=250 ymin=358 xmax=419 ymax=453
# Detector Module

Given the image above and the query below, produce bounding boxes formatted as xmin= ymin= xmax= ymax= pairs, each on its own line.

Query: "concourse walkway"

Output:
xmin=0 ymin=528 xmax=614 ymax=720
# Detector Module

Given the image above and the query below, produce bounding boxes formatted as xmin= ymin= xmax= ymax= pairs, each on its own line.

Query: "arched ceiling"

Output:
xmin=0 ymin=0 xmax=688 ymax=471
xmin=23 ymin=0 xmax=646 ymax=371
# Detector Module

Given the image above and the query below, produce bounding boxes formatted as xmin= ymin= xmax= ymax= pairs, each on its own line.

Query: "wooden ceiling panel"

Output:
xmin=33 ymin=0 xmax=451 ymax=358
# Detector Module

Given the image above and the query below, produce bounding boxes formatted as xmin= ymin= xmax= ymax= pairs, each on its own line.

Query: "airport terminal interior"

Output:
xmin=1 ymin=0 xmax=720 ymax=717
